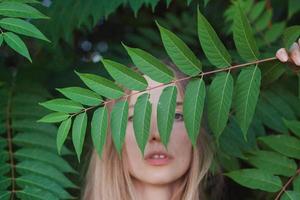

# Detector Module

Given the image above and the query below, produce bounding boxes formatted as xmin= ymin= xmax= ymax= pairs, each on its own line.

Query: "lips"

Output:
xmin=144 ymin=150 xmax=174 ymax=166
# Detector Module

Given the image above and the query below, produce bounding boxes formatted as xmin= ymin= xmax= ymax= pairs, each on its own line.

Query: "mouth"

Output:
xmin=144 ymin=151 xmax=174 ymax=166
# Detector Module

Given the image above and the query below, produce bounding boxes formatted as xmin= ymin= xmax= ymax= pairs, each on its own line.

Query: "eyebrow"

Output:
xmin=129 ymin=101 xmax=183 ymax=108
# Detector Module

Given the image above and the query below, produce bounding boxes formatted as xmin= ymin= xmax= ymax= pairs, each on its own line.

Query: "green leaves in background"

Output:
xmin=111 ymin=100 xmax=129 ymax=156
xmin=56 ymin=87 xmax=103 ymax=106
xmin=57 ymin=118 xmax=72 ymax=155
xmin=0 ymin=2 xmax=49 ymax=61
xmin=197 ymin=9 xmax=231 ymax=68
xmin=76 ymin=71 xmax=124 ymax=99
xmin=207 ymin=72 xmax=233 ymax=139
xmin=0 ymin=18 xmax=49 ymax=42
xmin=157 ymin=85 xmax=177 ymax=149
xmin=102 ymin=58 xmax=148 ymax=91
xmin=39 ymin=98 xmax=84 ymax=113
xmin=283 ymin=119 xmax=300 ymax=138
xmin=225 ymin=169 xmax=282 ymax=192
xmin=183 ymin=78 xmax=206 ymax=147
xmin=233 ymin=65 xmax=261 ymax=139
xmin=156 ymin=21 xmax=202 ymax=76
xmin=133 ymin=93 xmax=152 ymax=156
xmin=91 ymin=106 xmax=108 ymax=159
xmin=233 ymin=3 xmax=259 ymax=61
xmin=123 ymin=43 xmax=174 ymax=83
xmin=0 ymin=2 xmax=48 ymax=19
xmin=246 ymin=150 xmax=297 ymax=177
xmin=258 ymin=135 xmax=300 ymax=159
xmin=283 ymin=25 xmax=300 ymax=49
xmin=72 ymin=112 xmax=87 ymax=162
xmin=281 ymin=191 xmax=300 ymax=200
xmin=0 ymin=34 xmax=3 ymax=46
xmin=1 ymin=89 xmax=77 ymax=199
xmin=288 ymin=0 xmax=300 ymax=19
xmin=3 ymin=32 xmax=31 ymax=62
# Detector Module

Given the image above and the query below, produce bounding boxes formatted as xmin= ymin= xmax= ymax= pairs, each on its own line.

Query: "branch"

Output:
xmin=274 ymin=168 xmax=300 ymax=200
xmin=6 ymin=71 xmax=17 ymax=200
xmin=70 ymin=56 xmax=278 ymax=118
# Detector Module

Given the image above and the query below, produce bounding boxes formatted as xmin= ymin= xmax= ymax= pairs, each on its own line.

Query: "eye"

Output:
xmin=175 ymin=112 xmax=184 ymax=121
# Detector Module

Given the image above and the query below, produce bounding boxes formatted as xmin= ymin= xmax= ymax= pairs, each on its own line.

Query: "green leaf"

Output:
xmin=281 ymin=191 xmax=300 ymax=200
xmin=283 ymin=26 xmax=300 ymax=49
xmin=133 ymin=93 xmax=152 ymax=156
xmin=14 ymin=148 xmax=76 ymax=174
xmin=283 ymin=119 xmax=300 ymax=138
xmin=91 ymin=106 xmax=108 ymax=159
xmin=16 ymin=186 xmax=59 ymax=200
xmin=225 ymin=168 xmax=282 ymax=192
xmin=233 ymin=65 xmax=261 ymax=139
xmin=37 ymin=112 xmax=69 ymax=123
xmin=183 ymin=78 xmax=206 ymax=147
xmin=122 ymin=43 xmax=174 ymax=83
xmin=207 ymin=72 xmax=234 ymax=139
xmin=0 ymin=34 xmax=3 ymax=46
xmin=233 ymin=3 xmax=259 ymax=61
xmin=157 ymin=85 xmax=177 ymax=149
xmin=197 ymin=9 xmax=231 ymax=68
xmin=111 ymin=100 xmax=129 ymax=156
xmin=13 ymin=133 xmax=72 ymax=156
xmin=75 ymin=71 xmax=124 ymax=99
xmin=72 ymin=112 xmax=87 ymax=162
xmin=16 ymin=160 xmax=77 ymax=188
xmin=16 ymin=174 xmax=73 ymax=199
xmin=39 ymin=98 xmax=84 ymax=113
xmin=3 ymin=32 xmax=31 ymax=62
xmin=0 ymin=191 xmax=10 ymax=199
xmin=56 ymin=118 xmax=71 ymax=155
xmin=56 ymin=87 xmax=103 ymax=106
xmin=261 ymin=60 xmax=286 ymax=85
xmin=0 ymin=18 xmax=49 ymax=42
xmin=247 ymin=150 xmax=297 ymax=177
xmin=258 ymin=135 xmax=300 ymax=159
xmin=265 ymin=22 xmax=286 ymax=44
xmin=294 ymin=176 xmax=300 ymax=191
xmin=102 ymin=58 xmax=148 ymax=91
xmin=156 ymin=21 xmax=202 ymax=76
xmin=288 ymin=0 xmax=300 ymax=19
xmin=249 ymin=1 xmax=265 ymax=21
xmin=0 ymin=2 xmax=48 ymax=19
xmin=254 ymin=9 xmax=272 ymax=32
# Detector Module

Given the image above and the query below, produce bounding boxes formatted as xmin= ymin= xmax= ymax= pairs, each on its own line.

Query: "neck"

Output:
xmin=132 ymin=177 xmax=183 ymax=200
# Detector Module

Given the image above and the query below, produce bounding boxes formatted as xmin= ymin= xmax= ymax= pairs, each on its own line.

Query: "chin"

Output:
xmin=140 ymin=169 xmax=178 ymax=185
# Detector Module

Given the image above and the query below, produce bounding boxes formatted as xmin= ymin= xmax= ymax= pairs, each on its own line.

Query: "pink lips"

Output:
xmin=144 ymin=151 xmax=174 ymax=166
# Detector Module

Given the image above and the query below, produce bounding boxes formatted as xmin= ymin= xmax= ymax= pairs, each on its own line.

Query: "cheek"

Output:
xmin=124 ymin=123 xmax=144 ymax=172
xmin=170 ymin=122 xmax=193 ymax=171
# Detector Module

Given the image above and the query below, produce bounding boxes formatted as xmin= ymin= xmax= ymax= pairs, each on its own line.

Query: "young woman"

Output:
xmin=82 ymin=40 xmax=300 ymax=200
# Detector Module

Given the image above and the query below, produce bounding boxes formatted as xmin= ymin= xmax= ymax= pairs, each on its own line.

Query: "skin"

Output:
xmin=124 ymin=75 xmax=193 ymax=200
xmin=276 ymin=39 xmax=300 ymax=66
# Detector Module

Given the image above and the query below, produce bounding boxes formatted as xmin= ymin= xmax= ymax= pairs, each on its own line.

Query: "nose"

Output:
xmin=148 ymin=112 xmax=161 ymax=144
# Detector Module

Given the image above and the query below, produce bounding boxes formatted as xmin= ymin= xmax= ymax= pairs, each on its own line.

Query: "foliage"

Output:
xmin=1 ymin=0 xmax=300 ymax=199
xmin=0 ymin=1 xmax=49 ymax=62
xmin=0 ymin=83 xmax=78 ymax=199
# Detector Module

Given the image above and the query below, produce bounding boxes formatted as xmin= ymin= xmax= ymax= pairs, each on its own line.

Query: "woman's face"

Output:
xmin=124 ymin=75 xmax=193 ymax=185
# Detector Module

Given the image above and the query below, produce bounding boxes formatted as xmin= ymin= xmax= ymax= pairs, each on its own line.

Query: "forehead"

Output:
xmin=128 ymin=75 xmax=183 ymax=107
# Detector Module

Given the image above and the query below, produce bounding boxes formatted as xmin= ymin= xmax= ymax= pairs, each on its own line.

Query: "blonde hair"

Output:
xmin=82 ymin=61 xmax=215 ymax=200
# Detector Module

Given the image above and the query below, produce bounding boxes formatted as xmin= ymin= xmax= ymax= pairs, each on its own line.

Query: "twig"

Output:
xmin=6 ymin=71 xmax=16 ymax=200
xmin=274 ymin=168 xmax=300 ymax=200
xmin=69 ymin=56 xmax=277 ymax=118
